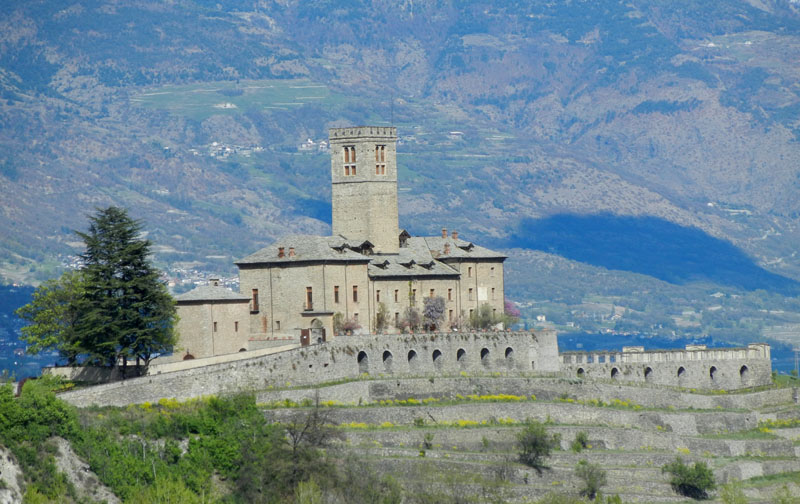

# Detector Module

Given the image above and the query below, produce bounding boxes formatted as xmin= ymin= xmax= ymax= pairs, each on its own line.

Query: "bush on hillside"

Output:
xmin=662 ymin=457 xmax=716 ymax=500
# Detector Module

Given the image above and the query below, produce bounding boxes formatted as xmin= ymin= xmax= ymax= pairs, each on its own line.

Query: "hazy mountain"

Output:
xmin=2 ymin=0 xmax=800 ymax=309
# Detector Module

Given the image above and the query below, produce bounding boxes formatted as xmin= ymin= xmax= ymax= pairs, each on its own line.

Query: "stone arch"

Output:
xmin=709 ymin=366 xmax=717 ymax=381
xmin=357 ymin=351 xmax=369 ymax=374
xmin=432 ymin=349 xmax=443 ymax=369
xmin=183 ymin=353 xmax=195 ymax=360
xmin=677 ymin=366 xmax=686 ymax=378
xmin=480 ymin=347 xmax=490 ymax=366
xmin=505 ymin=347 xmax=514 ymax=359
xmin=610 ymin=367 xmax=619 ymax=380
xmin=456 ymin=348 xmax=467 ymax=364
xmin=740 ymin=365 xmax=750 ymax=384
xmin=644 ymin=367 xmax=653 ymax=381
xmin=577 ymin=367 xmax=585 ymax=378
xmin=383 ymin=351 xmax=393 ymax=372
xmin=408 ymin=349 xmax=419 ymax=370
xmin=238 ymin=348 xmax=247 ymax=352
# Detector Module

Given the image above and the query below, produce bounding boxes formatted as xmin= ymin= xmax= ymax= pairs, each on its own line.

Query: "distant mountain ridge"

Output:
xmin=1 ymin=0 xmax=800 ymax=291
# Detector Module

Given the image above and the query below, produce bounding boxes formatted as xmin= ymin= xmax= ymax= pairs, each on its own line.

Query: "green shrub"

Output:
xmin=576 ymin=459 xmax=607 ymax=500
xmin=720 ymin=480 xmax=747 ymax=504
xmin=662 ymin=457 xmax=716 ymax=500
xmin=571 ymin=431 xmax=590 ymax=452
xmin=517 ymin=420 xmax=561 ymax=473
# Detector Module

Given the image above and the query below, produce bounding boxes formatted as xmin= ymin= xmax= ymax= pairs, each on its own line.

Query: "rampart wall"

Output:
xmin=560 ymin=344 xmax=772 ymax=390
xmin=58 ymin=330 xmax=558 ymax=408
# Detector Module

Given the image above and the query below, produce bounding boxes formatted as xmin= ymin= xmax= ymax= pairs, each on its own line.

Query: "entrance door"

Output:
xmin=300 ymin=329 xmax=310 ymax=347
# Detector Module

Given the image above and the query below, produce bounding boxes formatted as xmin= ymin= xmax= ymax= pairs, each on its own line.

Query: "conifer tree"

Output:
xmin=74 ymin=207 xmax=176 ymax=371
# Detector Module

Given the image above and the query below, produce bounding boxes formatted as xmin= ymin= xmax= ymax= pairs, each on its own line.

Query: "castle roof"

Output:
xmin=236 ymin=234 xmax=372 ymax=266
xmin=423 ymin=236 xmax=507 ymax=261
xmin=175 ymin=284 xmax=250 ymax=303
xmin=368 ymin=238 xmax=459 ymax=278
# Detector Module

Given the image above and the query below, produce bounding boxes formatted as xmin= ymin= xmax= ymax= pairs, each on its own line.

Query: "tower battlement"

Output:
xmin=329 ymin=126 xmax=397 ymax=141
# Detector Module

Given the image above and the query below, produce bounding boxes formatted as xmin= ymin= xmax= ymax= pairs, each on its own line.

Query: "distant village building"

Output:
xmin=170 ymin=126 xmax=506 ymax=362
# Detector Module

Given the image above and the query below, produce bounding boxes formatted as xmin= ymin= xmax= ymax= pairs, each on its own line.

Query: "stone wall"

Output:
xmin=560 ymin=344 xmax=772 ymax=390
xmin=58 ymin=330 xmax=558 ymax=408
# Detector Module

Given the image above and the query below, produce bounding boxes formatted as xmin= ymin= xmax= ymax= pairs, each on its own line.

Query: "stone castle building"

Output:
xmin=171 ymin=127 xmax=506 ymax=361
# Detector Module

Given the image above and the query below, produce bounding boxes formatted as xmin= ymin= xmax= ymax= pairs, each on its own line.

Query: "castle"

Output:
xmin=170 ymin=127 xmax=506 ymax=361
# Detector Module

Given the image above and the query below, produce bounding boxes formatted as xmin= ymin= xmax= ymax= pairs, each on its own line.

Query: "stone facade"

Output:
xmin=560 ymin=343 xmax=772 ymax=390
xmin=173 ymin=127 xmax=507 ymax=360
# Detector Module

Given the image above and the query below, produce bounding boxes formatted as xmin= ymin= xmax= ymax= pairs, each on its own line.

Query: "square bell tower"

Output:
xmin=329 ymin=126 xmax=399 ymax=254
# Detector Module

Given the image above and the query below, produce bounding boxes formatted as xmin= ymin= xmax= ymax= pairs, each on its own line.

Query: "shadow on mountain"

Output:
xmin=295 ymin=197 xmax=332 ymax=224
xmin=507 ymin=214 xmax=800 ymax=294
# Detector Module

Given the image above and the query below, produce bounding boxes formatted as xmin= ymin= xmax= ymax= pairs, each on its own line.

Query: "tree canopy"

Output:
xmin=16 ymin=206 xmax=176 ymax=371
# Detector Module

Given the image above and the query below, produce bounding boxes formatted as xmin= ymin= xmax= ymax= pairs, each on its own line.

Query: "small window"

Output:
xmin=306 ymin=286 xmax=313 ymax=310
xmin=343 ymin=146 xmax=356 ymax=176
xmin=276 ymin=321 xmax=281 ymax=330
xmin=449 ymin=309 xmax=453 ymax=321
xmin=491 ymin=287 xmax=495 ymax=300
xmin=430 ymin=289 xmax=435 ymax=297
xmin=234 ymin=321 xmax=239 ymax=332
xmin=353 ymin=285 xmax=358 ymax=302
xmin=468 ymin=266 xmax=473 ymax=277
xmin=354 ymin=313 xmax=359 ymax=322
xmin=251 ymin=289 xmax=259 ymax=312
xmin=448 ymin=288 xmax=452 ymax=301
xmin=376 ymin=290 xmax=381 ymax=303
xmin=394 ymin=289 xmax=399 ymax=302
xmin=395 ymin=312 xmax=399 ymax=325
xmin=411 ymin=289 xmax=416 ymax=304
xmin=213 ymin=321 xmax=217 ymax=332
xmin=334 ymin=285 xmax=339 ymax=303
xmin=490 ymin=267 xmax=495 ymax=277
xmin=375 ymin=145 xmax=386 ymax=175
xmin=469 ymin=288 xmax=473 ymax=301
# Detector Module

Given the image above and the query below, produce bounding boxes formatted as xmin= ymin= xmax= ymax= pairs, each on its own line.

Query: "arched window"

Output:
xmin=408 ymin=349 xmax=418 ymax=370
xmin=383 ymin=351 xmax=393 ymax=372
xmin=644 ymin=367 xmax=653 ymax=381
xmin=577 ymin=368 xmax=585 ymax=378
xmin=610 ymin=367 xmax=619 ymax=380
xmin=432 ymin=349 xmax=442 ymax=369
xmin=677 ymin=366 xmax=686 ymax=378
xmin=480 ymin=348 xmax=490 ymax=366
xmin=709 ymin=366 xmax=717 ymax=380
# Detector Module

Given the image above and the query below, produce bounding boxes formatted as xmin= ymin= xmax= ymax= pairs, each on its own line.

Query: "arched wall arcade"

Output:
xmin=561 ymin=344 xmax=771 ymax=391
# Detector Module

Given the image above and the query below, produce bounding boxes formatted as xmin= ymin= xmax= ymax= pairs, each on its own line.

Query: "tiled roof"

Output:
xmin=423 ymin=236 xmax=507 ymax=260
xmin=236 ymin=235 xmax=372 ymax=265
xmin=368 ymin=240 xmax=459 ymax=278
xmin=175 ymin=284 xmax=250 ymax=303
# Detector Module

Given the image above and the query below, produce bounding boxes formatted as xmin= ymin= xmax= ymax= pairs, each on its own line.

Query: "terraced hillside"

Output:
xmin=260 ymin=377 xmax=800 ymax=503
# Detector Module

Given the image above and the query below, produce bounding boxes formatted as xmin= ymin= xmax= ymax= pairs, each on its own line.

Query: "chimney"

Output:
xmin=444 ymin=243 xmax=450 ymax=255
xmin=288 ymin=247 xmax=296 ymax=257
xmin=452 ymin=230 xmax=458 ymax=241
xmin=209 ymin=278 xmax=220 ymax=287
xmin=278 ymin=247 xmax=285 ymax=258
xmin=441 ymin=227 xmax=447 ymax=239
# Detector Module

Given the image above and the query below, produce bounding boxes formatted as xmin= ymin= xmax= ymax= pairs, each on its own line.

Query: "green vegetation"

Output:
xmin=662 ymin=457 xmax=716 ymax=500
xmin=16 ymin=207 xmax=176 ymax=372
xmin=575 ymin=459 xmax=607 ymax=501
xmin=571 ymin=431 xmax=590 ymax=453
xmin=517 ymin=420 xmax=561 ymax=473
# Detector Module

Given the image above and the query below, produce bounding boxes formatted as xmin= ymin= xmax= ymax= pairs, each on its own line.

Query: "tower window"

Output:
xmin=448 ymin=288 xmax=452 ymax=301
xmin=334 ymin=285 xmax=339 ymax=303
xmin=251 ymin=288 xmax=259 ymax=312
xmin=376 ymin=290 xmax=381 ymax=302
xmin=430 ymin=288 xmax=435 ymax=297
xmin=213 ymin=321 xmax=217 ymax=332
xmin=394 ymin=289 xmax=399 ymax=302
xmin=375 ymin=145 xmax=386 ymax=175
xmin=343 ymin=146 xmax=356 ymax=176
xmin=235 ymin=321 xmax=239 ymax=332
xmin=353 ymin=285 xmax=358 ymax=303
xmin=469 ymin=288 xmax=473 ymax=301
xmin=491 ymin=287 xmax=495 ymax=300
xmin=468 ymin=266 xmax=473 ymax=277
xmin=306 ymin=286 xmax=313 ymax=310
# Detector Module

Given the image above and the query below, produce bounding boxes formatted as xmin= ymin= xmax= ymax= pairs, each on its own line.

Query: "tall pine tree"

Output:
xmin=75 ymin=207 xmax=176 ymax=372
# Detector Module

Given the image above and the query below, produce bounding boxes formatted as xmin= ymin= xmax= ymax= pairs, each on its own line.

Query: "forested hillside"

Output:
xmin=2 ymin=0 xmax=800 ymax=344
